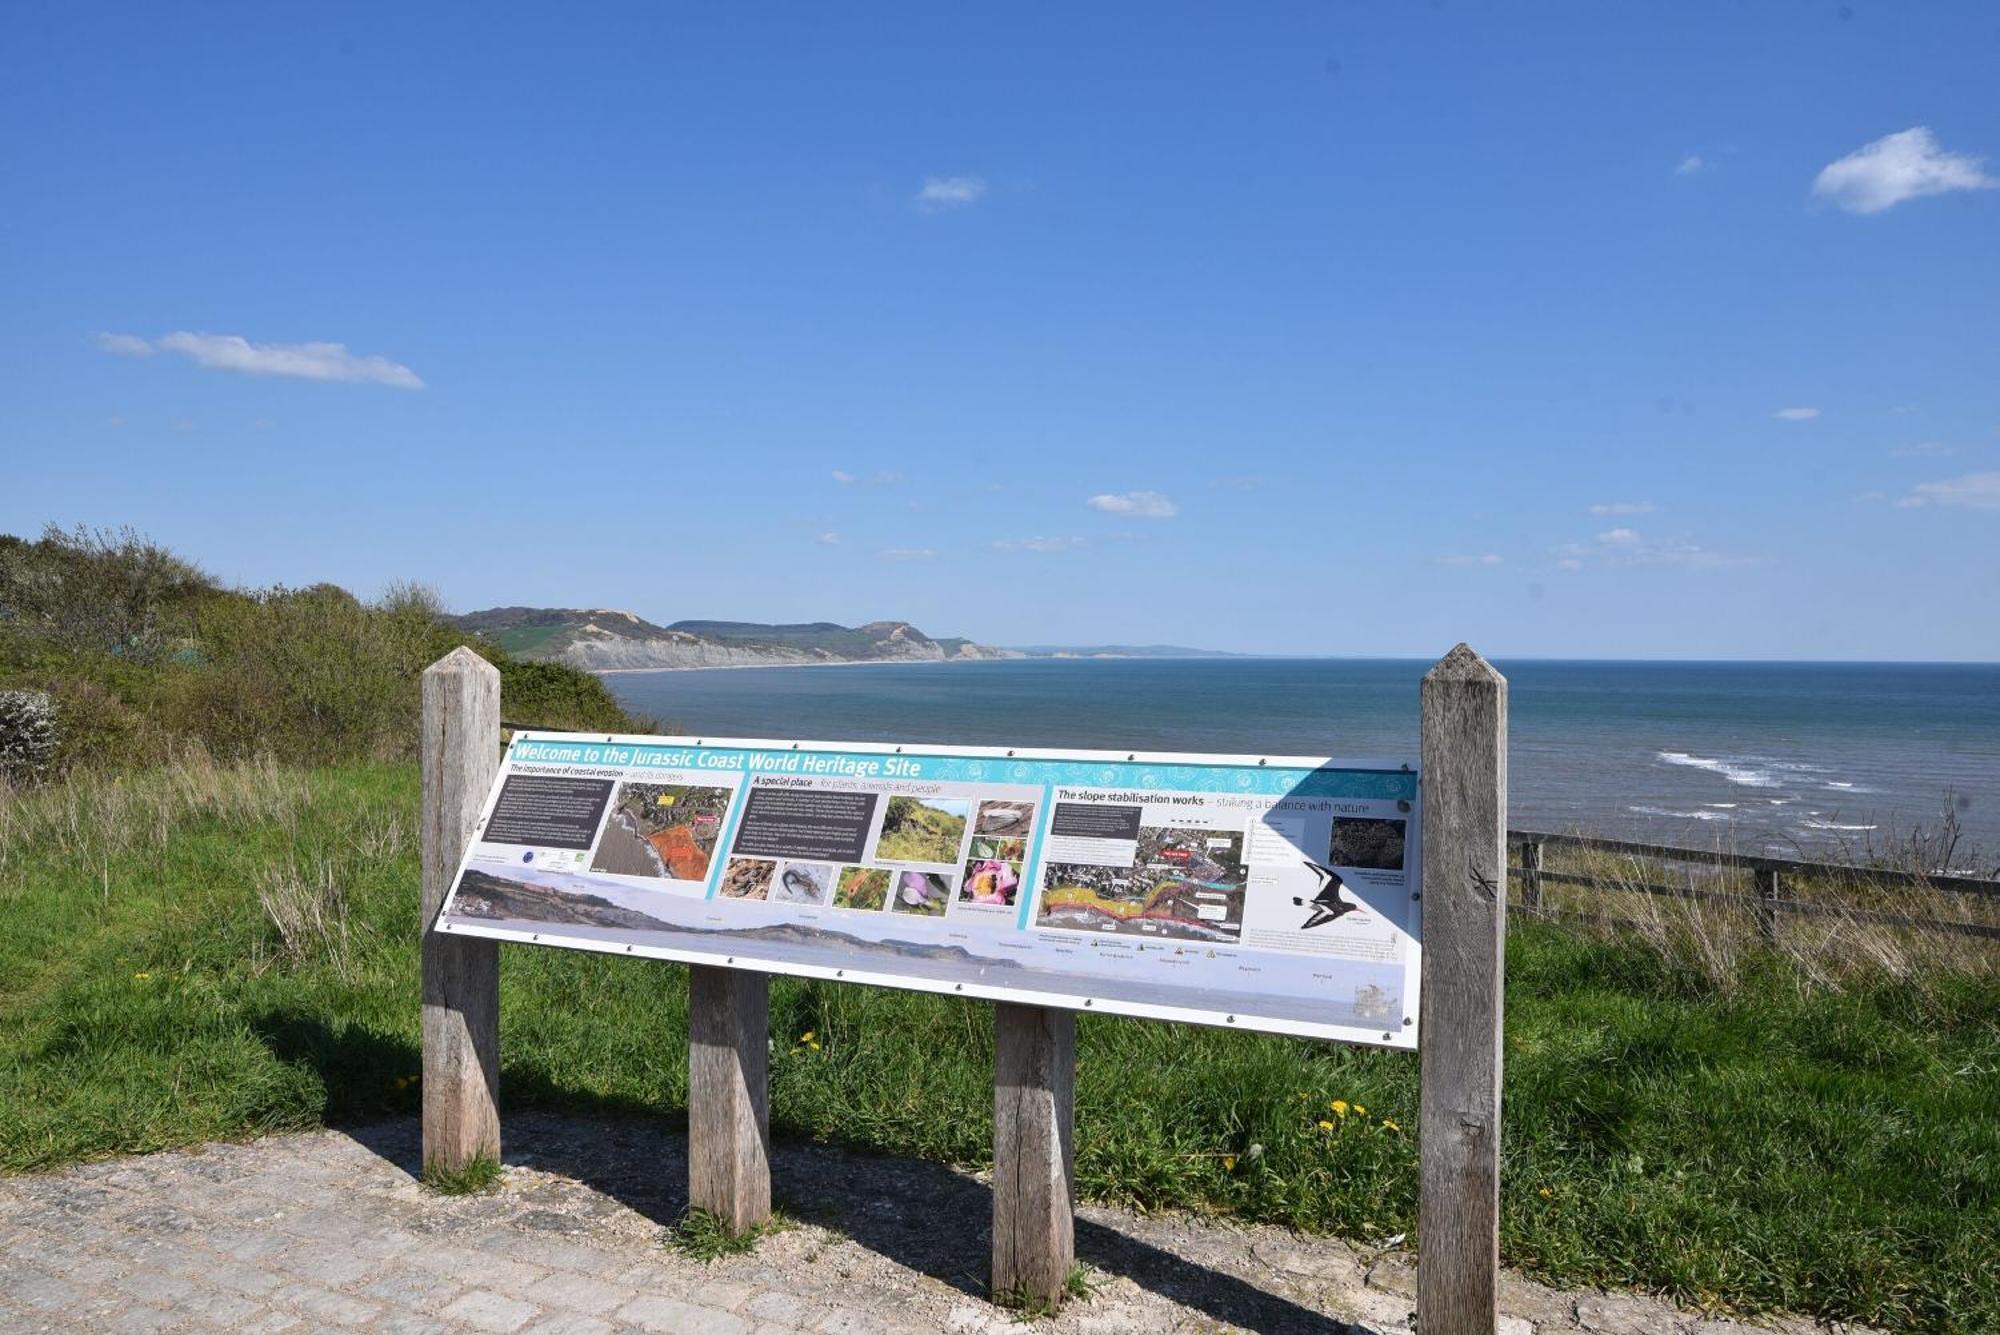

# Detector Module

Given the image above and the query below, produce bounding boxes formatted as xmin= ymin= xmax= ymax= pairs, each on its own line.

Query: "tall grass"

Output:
xmin=1521 ymin=838 xmax=2000 ymax=994
xmin=1 ymin=758 xmax=1995 ymax=1332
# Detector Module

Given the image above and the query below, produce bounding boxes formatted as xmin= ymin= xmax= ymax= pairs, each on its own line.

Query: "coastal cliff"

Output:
xmin=452 ymin=607 xmax=1020 ymax=672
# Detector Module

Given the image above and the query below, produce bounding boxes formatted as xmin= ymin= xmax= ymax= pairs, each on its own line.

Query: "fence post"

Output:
xmin=992 ymin=1002 xmax=1076 ymax=1305
xmin=1518 ymin=838 xmax=1543 ymax=911
xmin=688 ymin=965 xmax=771 ymax=1233
xmin=420 ymin=647 xmax=503 ymax=1173
xmin=1754 ymin=867 xmax=1782 ymax=944
xmin=1418 ymin=643 xmax=1508 ymax=1335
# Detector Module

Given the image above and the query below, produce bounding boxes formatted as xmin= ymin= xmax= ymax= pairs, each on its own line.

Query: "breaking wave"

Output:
xmin=1656 ymin=751 xmax=1784 ymax=788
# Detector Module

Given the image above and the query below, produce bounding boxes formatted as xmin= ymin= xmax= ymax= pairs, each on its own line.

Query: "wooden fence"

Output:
xmin=1509 ymin=830 xmax=2000 ymax=942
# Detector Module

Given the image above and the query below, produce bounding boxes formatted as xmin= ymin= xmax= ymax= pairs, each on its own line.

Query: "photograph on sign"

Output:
xmin=436 ymin=733 xmax=1422 ymax=1046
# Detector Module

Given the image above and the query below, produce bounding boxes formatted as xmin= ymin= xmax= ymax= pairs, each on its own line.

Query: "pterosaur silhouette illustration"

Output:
xmin=1293 ymin=859 xmax=1359 ymax=930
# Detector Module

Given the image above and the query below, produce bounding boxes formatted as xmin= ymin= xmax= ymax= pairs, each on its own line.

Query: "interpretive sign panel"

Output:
xmin=435 ymin=732 xmax=1423 ymax=1046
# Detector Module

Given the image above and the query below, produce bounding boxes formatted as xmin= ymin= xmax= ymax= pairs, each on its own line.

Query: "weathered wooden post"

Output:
xmin=687 ymin=966 xmax=772 ymax=1232
xmin=1754 ymin=866 xmax=1782 ymax=944
xmin=1518 ymin=838 xmax=1544 ymax=911
xmin=420 ymin=647 xmax=503 ymax=1172
xmin=1418 ymin=644 xmax=1507 ymax=1335
xmin=992 ymin=1002 xmax=1076 ymax=1304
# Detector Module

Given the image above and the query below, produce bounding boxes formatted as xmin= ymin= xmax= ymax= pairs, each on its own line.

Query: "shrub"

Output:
xmin=0 ymin=689 xmax=58 ymax=783
xmin=0 ymin=526 xmax=643 ymax=771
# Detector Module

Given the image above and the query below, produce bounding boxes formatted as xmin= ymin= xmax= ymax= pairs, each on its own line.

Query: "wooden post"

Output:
xmin=1754 ymin=867 xmax=1782 ymax=944
xmin=420 ymin=647 xmax=503 ymax=1172
xmin=1518 ymin=838 xmax=1544 ymax=911
xmin=992 ymin=1002 xmax=1076 ymax=1305
xmin=688 ymin=965 xmax=771 ymax=1233
xmin=1418 ymin=643 xmax=1507 ymax=1335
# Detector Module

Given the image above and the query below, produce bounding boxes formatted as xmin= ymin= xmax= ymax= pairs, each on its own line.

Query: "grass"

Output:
xmin=992 ymin=1264 xmax=1099 ymax=1319
xmin=665 ymin=1206 xmax=790 ymax=1261
xmin=422 ymin=1150 xmax=503 ymax=1195
xmin=1 ymin=759 xmax=1997 ymax=1332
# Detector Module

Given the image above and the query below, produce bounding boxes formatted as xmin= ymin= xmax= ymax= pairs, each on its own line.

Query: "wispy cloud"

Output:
xmin=1086 ymin=490 xmax=1179 ymax=519
xmin=992 ymin=536 xmax=1086 ymax=554
xmin=1588 ymin=501 xmax=1657 ymax=516
xmin=1554 ymin=528 xmax=1748 ymax=570
xmin=916 ymin=175 xmax=987 ymax=211
xmin=878 ymin=547 xmax=937 ymax=561
xmin=815 ymin=532 xmax=843 ymax=546
xmin=1812 ymin=127 xmax=1997 ymax=215
xmin=831 ymin=470 xmax=856 ymax=484
xmin=99 ymin=330 xmax=424 ymax=389
xmin=1435 ymin=553 xmax=1503 ymax=567
xmin=1895 ymin=472 xmax=2000 ymax=511
xmin=1773 ymin=407 xmax=1821 ymax=421
xmin=1889 ymin=441 xmax=1954 ymax=458
xmin=1675 ymin=154 xmax=1706 ymax=176
xmin=95 ymin=332 xmax=155 ymax=358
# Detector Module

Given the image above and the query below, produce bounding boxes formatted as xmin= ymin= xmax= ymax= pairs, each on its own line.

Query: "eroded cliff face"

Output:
xmin=454 ymin=608 xmax=1020 ymax=671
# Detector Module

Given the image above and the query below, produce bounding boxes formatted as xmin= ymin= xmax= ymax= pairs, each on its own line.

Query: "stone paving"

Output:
xmin=0 ymin=1113 xmax=1872 ymax=1334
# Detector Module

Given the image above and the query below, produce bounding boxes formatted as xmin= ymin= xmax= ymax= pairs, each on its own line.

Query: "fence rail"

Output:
xmin=1507 ymin=828 xmax=2000 ymax=942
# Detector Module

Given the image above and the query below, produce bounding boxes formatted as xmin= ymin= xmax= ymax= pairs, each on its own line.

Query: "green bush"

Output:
xmin=0 ymin=526 xmax=640 ymax=772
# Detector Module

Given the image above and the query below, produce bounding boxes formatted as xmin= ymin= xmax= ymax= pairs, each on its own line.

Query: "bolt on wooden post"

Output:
xmin=420 ymin=647 xmax=504 ymax=1173
xmin=1418 ymin=643 xmax=1508 ymax=1335
xmin=687 ymin=965 xmax=772 ymax=1233
xmin=992 ymin=1002 xmax=1076 ymax=1306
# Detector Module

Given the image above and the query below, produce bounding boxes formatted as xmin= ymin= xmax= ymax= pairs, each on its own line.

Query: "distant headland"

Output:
xmin=453 ymin=607 xmax=1233 ymax=672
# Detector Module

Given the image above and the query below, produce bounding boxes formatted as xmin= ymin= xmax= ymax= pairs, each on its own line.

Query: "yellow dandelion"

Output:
xmin=1381 ymin=1118 xmax=1400 ymax=1133
xmin=1539 ymin=1187 xmax=1552 ymax=1198
xmin=1316 ymin=1119 xmax=1335 ymax=1132
xmin=1354 ymin=1105 xmax=1367 ymax=1116
xmin=133 ymin=972 xmax=151 ymax=980
xmin=1330 ymin=1100 xmax=1348 ymax=1116
xmin=799 ymin=1030 xmax=816 ymax=1043
xmin=1222 ymin=1155 xmax=1237 ymax=1172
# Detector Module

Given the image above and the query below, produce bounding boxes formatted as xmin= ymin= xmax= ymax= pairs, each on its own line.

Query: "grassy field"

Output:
xmin=2 ymin=760 xmax=1997 ymax=1332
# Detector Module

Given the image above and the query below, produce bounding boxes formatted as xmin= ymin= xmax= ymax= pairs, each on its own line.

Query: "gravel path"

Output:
xmin=0 ymin=1114 xmax=1871 ymax=1334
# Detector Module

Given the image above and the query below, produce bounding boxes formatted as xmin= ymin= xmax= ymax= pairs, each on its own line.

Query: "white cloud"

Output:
xmin=1675 ymin=154 xmax=1706 ymax=176
xmin=1773 ymin=407 xmax=1821 ymax=421
xmin=1895 ymin=472 xmax=2000 ymax=511
xmin=1554 ymin=528 xmax=1748 ymax=570
xmin=158 ymin=332 xmax=424 ymax=388
xmin=102 ymin=330 xmax=424 ymax=388
xmin=992 ymin=536 xmax=1086 ymax=554
xmin=1435 ymin=553 xmax=1503 ymax=567
xmin=831 ymin=470 xmax=856 ymax=484
xmin=1889 ymin=441 xmax=1953 ymax=458
xmin=1588 ymin=501 xmax=1657 ymax=516
xmin=815 ymin=532 xmax=843 ymax=545
xmin=1812 ymin=127 xmax=1998 ymax=215
xmin=878 ymin=547 xmax=937 ymax=561
xmin=96 ymin=332 xmax=155 ymax=358
xmin=916 ymin=175 xmax=987 ymax=211
xmin=1086 ymin=490 xmax=1180 ymax=519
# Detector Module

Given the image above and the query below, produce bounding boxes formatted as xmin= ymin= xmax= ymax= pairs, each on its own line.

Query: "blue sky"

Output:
xmin=4 ymin=3 xmax=1996 ymax=660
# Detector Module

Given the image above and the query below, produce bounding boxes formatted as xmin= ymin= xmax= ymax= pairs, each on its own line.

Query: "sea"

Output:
xmin=601 ymin=658 xmax=2000 ymax=862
